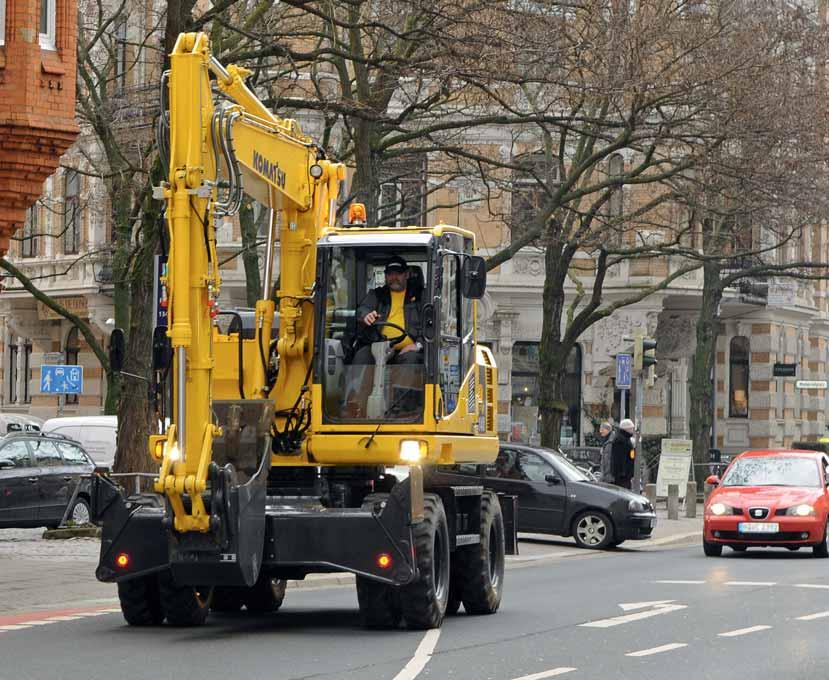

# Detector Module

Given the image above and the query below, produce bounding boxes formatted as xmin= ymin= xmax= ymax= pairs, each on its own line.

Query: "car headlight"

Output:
xmin=628 ymin=498 xmax=651 ymax=513
xmin=709 ymin=502 xmax=729 ymax=516
xmin=785 ymin=504 xmax=816 ymax=517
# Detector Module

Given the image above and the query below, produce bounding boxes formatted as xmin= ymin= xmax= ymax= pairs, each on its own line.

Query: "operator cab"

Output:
xmin=316 ymin=228 xmax=486 ymax=426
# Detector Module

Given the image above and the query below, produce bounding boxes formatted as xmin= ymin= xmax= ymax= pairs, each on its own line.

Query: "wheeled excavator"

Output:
xmin=91 ymin=32 xmax=513 ymax=630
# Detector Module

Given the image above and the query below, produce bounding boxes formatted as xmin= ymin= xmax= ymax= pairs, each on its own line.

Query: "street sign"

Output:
xmin=40 ymin=365 xmax=83 ymax=394
xmin=796 ymin=380 xmax=828 ymax=390
xmin=43 ymin=352 xmax=63 ymax=365
xmin=616 ymin=353 xmax=632 ymax=389
xmin=773 ymin=363 xmax=797 ymax=377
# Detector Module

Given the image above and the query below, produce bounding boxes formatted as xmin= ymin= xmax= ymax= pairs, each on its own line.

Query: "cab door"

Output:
xmin=30 ymin=439 xmax=66 ymax=525
xmin=0 ymin=439 xmax=37 ymax=527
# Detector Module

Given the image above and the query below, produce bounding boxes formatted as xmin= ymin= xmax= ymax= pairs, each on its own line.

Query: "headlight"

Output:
xmin=786 ymin=504 xmax=816 ymax=517
xmin=628 ymin=498 xmax=651 ymax=513
xmin=709 ymin=502 xmax=728 ymax=516
xmin=399 ymin=439 xmax=426 ymax=463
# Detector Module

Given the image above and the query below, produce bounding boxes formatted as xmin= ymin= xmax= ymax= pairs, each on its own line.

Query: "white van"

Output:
xmin=42 ymin=415 xmax=117 ymax=470
xmin=0 ymin=413 xmax=44 ymax=435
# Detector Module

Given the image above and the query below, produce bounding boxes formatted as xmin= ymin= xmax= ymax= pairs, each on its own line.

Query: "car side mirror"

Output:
xmin=461 ymin=256 xmax=487 ymax=299
xmin=421 ymin=302 xmax=436 ymax=343
xmin=545 ymin=473 xmax=561 ymax=485
xmin=0 ymin=459 xmax=14 ymax=470
xmin=705 ymin=474 xmax=720 ymax=486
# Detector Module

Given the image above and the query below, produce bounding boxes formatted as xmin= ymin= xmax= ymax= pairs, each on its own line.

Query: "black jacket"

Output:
xmin=611 ymin=429 xmax=635 ymax=480
xmin=356 ymin=283 xmax=424 ymax=347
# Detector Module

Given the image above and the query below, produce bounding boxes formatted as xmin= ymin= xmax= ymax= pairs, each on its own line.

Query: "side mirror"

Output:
xmin=152 ymin=326 xmax=172 ymax=370
xmin=461 ymin=256 xmax=487 ymax=299
xmin=545 ymin=473 xmax=561 ymax=485
xmin=0 ymin=459 xmax=14 ymax=470
xmin=705 ymin=475 xmax=720 ymax=486
xmin=109 ymin=328 xmax=125 ymax=372
xmin=421 ymin=302 xmax=436 ymax=343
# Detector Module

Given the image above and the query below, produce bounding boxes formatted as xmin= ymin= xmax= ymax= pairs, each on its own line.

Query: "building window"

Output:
xmin=8 ymin=343 xmax=18 ymax=403
xmin=115 ymin=19 xmax=128 ymax=93
xmin=65 ymin=327 xmax=79 ymax=405
xmin=378 ymin=156 xmax=426 ymax=227
xmin=39 ymin=0 xmax=56 ymax=50
xmin=729 ymin=336 xmax=749 ymax=418
xmin=21 ymin=205 xmax=39 ymax=258
xmin=607 ymin=154 xmax=624 ymax=244
xmin=510 ymin=152 xmax=558 ymax=241
xmin=64 ymin=170 xmax=81 ymax=254
xmin=23 ymin=344 xmax=32 ymax=403
xmin=0 ymin=0 xmax=6 ymax=47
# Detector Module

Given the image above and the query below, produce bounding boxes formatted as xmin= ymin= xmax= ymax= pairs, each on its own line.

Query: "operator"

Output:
xmin=353 ymin=255 xmax=425 ymax=366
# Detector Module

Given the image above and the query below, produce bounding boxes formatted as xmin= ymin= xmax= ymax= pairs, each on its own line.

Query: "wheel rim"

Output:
xmin=577 ymin=514 xmax=607 ymax=546
xmin=488 ymin=522 xmax=501 ymax=589
xmin=432 ymin=526 xmax=448 ymax=602
xmin=71 ymin=501 xmax=90 ymax=525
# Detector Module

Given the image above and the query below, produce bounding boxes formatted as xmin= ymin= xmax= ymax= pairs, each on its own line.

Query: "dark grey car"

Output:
xmin=0 ymin=433 xmax=95 ymax=529
xmin=434 ymin=443 xmax=656 ymax=549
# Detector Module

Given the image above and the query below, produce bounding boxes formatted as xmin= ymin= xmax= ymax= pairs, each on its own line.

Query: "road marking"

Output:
xmin=718 ymin=625 xmax=772 ymax=637
xmin=619 ymin=599 xmax=676 ymax=611
xmin=0 ymin=625 xmax=32 ymax=631
xmin=796 ymin=611 xmax=829 ymax=621
xmin=794 ymin=584 xmax=829 ymax=590
xmin=44 ymin=615 xmax=85 ymax=621
xmin=626 ymin=643 xmax=687 ymax=657
xmin=724 ymin=581 xmax=776 ymax=587
xmin=580 ymin=602 xmax=687 ymax=628
xmin=393 ymin=628 xmax=441 ymax=680
xmin=511 ymin=668 xmax=577 ymax=680
xmin=654 ymin=580 xmax=706 ymax=585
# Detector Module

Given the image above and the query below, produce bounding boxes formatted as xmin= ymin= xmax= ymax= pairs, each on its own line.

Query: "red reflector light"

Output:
xmin=115 ymin=553 xmax=130 ymax=569
xmin=376 ymin=553 xmax=392 ymax=569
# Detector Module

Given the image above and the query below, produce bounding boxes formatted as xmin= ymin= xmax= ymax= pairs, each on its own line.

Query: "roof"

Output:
xmin=736 ymin=449 xmax=823 ymax=459
xmin=318 ymin=232 xmax=435 ymax=247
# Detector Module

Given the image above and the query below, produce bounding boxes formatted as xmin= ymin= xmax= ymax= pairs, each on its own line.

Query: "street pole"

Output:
xmin=634 ymin=375 xmax=644 ymax=493
xmin=620 ymin=389 xmax=627 ymax=421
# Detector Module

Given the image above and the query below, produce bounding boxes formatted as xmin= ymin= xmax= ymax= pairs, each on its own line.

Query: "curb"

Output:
xmin=42 ymin=527 xmax=101 ymax=540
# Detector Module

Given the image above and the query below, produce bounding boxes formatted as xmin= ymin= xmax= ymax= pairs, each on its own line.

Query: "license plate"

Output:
xmin=738 ymin=522 xmax=779 ymax=534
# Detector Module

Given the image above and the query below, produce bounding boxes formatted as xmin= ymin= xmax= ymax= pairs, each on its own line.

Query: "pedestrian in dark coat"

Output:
xmin=611 ymin=419 xmax=637 ymax=489
xmin=598 ymin=422 xmax=615 ymax=483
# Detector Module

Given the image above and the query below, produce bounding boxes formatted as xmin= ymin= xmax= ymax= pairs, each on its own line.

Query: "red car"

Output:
xmin=703 ymin=449 xmax=829 ymax=557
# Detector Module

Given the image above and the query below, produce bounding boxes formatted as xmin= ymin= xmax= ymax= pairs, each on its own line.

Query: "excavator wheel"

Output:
xmin=117 ymin=574 xmax=165 ymax=626
xmin=399 ymin=493 xmax=450 ymax=629
xmin=356 ymin=493 xmax=402 ymax=629
xmin=244 ymin=576 xmax=287 ymax=613
xmin=159 ymin=572 xmax=212 ymax=626
xmin=454 ymin=490 xmax=505 ymax=615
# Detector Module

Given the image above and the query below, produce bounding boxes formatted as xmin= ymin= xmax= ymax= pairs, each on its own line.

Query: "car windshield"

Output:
xmin=535 ymin=448 xmax=591 ymax=482
xmin=721 ymin=456 xmax=820 ymax=488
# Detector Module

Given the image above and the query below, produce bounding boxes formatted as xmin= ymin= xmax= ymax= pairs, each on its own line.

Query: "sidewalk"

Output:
xmin=0 ymin=507 xmax=704 ymax=614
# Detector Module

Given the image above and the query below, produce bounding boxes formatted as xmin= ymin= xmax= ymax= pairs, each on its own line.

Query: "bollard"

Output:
xmin=667 ymin=483 xmax=679 ymax=520
xmin=644 ymin=483 xmax=657 ymax=507
xmin=686 ymin=481 xmax=697 ymax=518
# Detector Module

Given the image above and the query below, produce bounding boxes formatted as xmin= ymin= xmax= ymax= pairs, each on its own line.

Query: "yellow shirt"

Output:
xmin=382 ymin=290 xmax=414 ymax=349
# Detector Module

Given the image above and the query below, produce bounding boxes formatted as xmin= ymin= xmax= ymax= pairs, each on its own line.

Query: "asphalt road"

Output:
xmin=2 ymin=539 xmax=828 ymax=680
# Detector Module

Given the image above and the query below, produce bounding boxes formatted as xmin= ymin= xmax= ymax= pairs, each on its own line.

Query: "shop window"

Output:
xmin=8 ymin=343 xmax=18 ymax=403
xmin=729 ymin=336 xmax=749 ymax=418
xmin=23 ymin=344 xmax=32 ymax=403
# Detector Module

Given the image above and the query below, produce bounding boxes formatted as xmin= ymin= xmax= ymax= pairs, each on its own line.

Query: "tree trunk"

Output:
xmin=538 ymin=239 xmax=569 ymax=448
xmin=240 ymin=198 xmax=261 ymax=306
xmin=350 ymin=120 xmax=379 ymax=223
xmin=689 ymin=261 xmax=724 ymax=485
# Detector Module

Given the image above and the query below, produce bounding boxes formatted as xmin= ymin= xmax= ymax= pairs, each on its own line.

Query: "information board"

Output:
xmin=655 ymin=438 xmax=693 ymax=498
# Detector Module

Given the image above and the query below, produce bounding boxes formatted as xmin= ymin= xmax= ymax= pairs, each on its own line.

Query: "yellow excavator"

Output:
xmin=92 ymin=32 xmax=512 ymax=630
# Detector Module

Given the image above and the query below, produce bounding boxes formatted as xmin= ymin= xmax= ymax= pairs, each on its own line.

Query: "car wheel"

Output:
xmin=572 ymin=510 xmax=614 ymax=550
xmin=68 ymin=497 xmax=91 ymax=526
xmin=703 ymin=539 xmax=723 ymax=557
xmin=813 ymin=521 xmax=829 ymax=558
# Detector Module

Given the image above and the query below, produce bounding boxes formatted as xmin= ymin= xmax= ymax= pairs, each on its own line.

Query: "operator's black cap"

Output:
xmin=384 ymin=255 xmax=408 ymax=273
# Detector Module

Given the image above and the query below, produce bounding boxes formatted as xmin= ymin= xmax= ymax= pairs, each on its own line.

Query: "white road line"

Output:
xmin=392 ymin=628 xmax=441 ymax=680
xmin=17 ymin=620 xmax=55 ymax=626
xmin=724 ymin=581 xmax=776 ymax=587
xmin=626 ymin=643 xmax=687 ymax=658
xmin=796 ymin=611 xmax=829 ymax=621
xmin=580 ymin=603 xmax=687 ymax=628
xmin=0 ymin=625 xmax=32 ymax=631
xmin=794 ymin=584 xmax=829 ymax=590
xmin=718 ymin=625 xmax=772 ymax=637
xmin=654 ymin=580 xmax=706 ymax=585
xmin=43 ymin=615 xmax=85 ymax=622
xmin=511 ymin=668 xmax=577 ymax=680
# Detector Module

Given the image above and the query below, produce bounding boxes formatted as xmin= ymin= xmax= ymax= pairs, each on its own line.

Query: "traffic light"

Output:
xmin=633 ymin=335 xmax=657 ymax=371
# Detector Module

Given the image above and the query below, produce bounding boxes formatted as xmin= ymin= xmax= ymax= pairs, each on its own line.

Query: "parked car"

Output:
xmin=703 ymin=448 xmax=829 ymax=557
xmin=42 ymin=415 xmax=117 ymax=470
xmin=410 ymin=443 xmax=656 ymax=549
xmin=0 ymin=413 xmax=43 ymax=435
xmin=0 ymin=432 xmax=95 ymax=528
